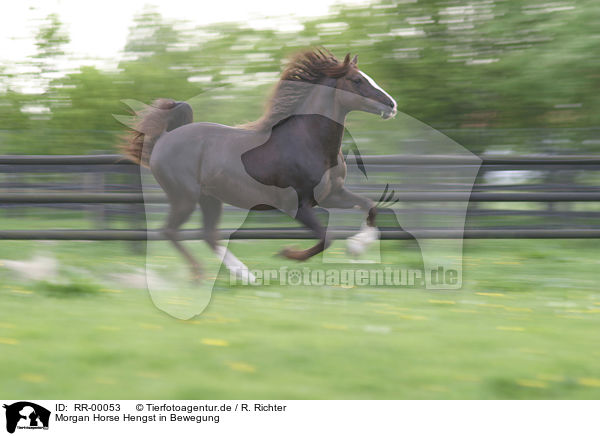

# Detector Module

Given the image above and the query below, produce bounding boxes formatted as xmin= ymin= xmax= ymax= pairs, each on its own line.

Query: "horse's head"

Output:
xmin=249 ymin=49 xmax=397 ymax=130
xmin=334 ymin=54 xmax=397 ymax=119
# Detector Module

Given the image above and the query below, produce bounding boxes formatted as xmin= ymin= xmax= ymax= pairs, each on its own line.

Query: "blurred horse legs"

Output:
xmin=163 ymin=194 xmax=202 ymax=281
xmin=319 ymin=187 xmax=380 ymax=256
xmin=199 ymin=193 xmax=255 ymax=283
xmin=280 ymin=203 xmax=330 ymax=261
xmin=199 ymin=193 xmax=222 ymax=251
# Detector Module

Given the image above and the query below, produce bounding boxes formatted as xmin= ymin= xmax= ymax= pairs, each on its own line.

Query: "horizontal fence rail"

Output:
xmin=2 ymin=192 xmax=600 ymax=203
xmin=1 ymin=228 xmax=600 ymax=240
xmin=3 ymin=154 xmax=600 ymax=166
xmin=2 ymin=154 xmax=600 ymax=240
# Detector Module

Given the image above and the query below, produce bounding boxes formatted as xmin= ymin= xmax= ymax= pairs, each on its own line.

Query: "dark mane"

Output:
xmin=281 ymin=48 xmax=353 ymax=82
xmin=239 ymin=48 xmax=353 ymax=131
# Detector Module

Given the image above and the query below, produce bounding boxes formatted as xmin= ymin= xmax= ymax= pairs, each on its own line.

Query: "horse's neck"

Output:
xmin=296 ymin=114 xmax=345 ymax=159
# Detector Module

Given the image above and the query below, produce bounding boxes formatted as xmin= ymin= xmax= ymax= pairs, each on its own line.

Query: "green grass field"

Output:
xmin=1 ymin=232 xmax=600 ymax=399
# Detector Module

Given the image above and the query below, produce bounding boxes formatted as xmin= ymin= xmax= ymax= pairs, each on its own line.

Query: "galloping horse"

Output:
xmin=123 ymin=49 xmax=397 ymax=281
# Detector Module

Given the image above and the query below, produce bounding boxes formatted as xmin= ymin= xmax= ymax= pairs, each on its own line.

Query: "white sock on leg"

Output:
xmin=215 ymin=246 xmax=256 ymax=284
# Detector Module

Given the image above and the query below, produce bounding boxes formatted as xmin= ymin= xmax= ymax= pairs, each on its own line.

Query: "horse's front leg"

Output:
xmin=280 ymin=203 xmax=330 ymax=261
xmin=319 ymin=187 xmax=380 ymax=256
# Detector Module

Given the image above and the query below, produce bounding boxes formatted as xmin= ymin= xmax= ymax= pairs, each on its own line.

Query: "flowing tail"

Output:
xmin=121 ymin=98 xmax=193 ymax=166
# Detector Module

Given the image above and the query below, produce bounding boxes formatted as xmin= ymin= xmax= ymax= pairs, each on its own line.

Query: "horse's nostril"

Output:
xmin=388 ymin=101 xmax=395 ymax=108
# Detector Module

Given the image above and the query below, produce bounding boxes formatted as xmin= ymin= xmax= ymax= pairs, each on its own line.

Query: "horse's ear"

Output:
xmin=343 ymin=53 xmax=351 ymax=64
xmin=351 ymin=55 xmax=358 ymax=65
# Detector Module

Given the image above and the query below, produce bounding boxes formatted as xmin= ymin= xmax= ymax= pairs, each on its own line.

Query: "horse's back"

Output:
xmin=149 ymin=122 xmax=269 ymax=198
xmin=151 ymin=122 xmax=247 ymax=166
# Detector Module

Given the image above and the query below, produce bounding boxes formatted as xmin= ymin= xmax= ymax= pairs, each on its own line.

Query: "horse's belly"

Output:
xmin=202 ymin=172 xmax=298 ymax=215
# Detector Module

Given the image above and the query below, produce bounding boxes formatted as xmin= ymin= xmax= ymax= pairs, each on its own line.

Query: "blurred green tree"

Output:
xmin=0 ymin=1 xmax=598 ymax=154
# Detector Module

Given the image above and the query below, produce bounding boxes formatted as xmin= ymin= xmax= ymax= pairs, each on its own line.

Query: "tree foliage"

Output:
xmin=1 ymin=1 xmax=598 ymax=154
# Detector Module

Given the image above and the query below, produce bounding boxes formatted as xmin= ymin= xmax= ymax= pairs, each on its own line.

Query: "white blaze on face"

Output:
xmin=359 ymin=71 xmax=397 ymax=112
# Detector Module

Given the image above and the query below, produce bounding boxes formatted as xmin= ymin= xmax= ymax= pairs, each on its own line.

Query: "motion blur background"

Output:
xmin=1 ymin=0 xmax=600 ymax=399
xmin=2 ymin=0 xmax=599 ymax=230
xmin=1 ymin=0 xmax=598 ymax=154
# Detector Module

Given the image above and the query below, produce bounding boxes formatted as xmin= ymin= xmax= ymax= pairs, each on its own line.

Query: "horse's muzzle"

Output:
xmin=381 ymin=107 xmax=397 ymax=119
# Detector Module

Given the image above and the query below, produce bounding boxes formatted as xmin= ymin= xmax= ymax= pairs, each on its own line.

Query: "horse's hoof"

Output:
xmin=279 ymin=246 xmax=300 ymax=259
xmin=278 ymin=247 xmax=294 ymax=259
xmin=279 ymin=247 xmax=307 ymax=261
xmin=346 ymin=225 xmax=380 ymax=256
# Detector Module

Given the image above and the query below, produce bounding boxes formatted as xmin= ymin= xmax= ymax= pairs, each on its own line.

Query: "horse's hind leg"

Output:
xmin=198 ymin=193 xmax=222 ymax=251
xmin=164 ymin=195 xmax=202 ymax=281
xmin=199 ymin=194 xmax=256 ymax=283
xmin=280 ymin=203 xmax=330 ymax=261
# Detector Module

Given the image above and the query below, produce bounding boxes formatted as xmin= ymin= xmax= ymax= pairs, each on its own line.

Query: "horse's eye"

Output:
xmin=353 ymin=77 xmax=362 ymax=84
